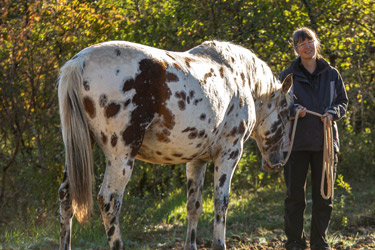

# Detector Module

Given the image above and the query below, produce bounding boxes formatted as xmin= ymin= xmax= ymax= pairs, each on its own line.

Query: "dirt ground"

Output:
xmin=164 ymin=226 xmax=375 ymax=250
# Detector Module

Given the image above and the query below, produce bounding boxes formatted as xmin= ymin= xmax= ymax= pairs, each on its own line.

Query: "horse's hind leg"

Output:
xmin=97 ymin=155 xmax=134 ymax=250
xmin=58 ymin=167 xmax=73 ymax=250
xmin=185 ymin=159 xmax=207 ymax=250
xmin=212 ymin=142 xmax=243 ymax=250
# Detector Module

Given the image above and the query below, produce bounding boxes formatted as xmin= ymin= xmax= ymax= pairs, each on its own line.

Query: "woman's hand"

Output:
xmin=296 ymin=105 xmax=307 ymax=117
xmin=321 ymin=112 xmax=333 ymax=125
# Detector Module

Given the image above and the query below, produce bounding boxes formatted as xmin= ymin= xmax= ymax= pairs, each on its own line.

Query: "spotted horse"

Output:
xmin=58 ymin=40 xmax=293 ymax=250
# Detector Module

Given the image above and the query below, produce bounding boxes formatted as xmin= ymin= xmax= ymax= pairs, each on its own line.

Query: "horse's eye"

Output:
xmin=280 ymin=99 xmax=288 ymax=108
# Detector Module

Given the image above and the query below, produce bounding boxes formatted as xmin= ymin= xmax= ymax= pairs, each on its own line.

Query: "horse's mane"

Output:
xmin=188 ymin=40 xmax=280 ymax=101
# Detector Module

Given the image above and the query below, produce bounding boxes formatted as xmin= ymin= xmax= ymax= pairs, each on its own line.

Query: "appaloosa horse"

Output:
xmin=58 ymin=40 xmax=293 ymax=250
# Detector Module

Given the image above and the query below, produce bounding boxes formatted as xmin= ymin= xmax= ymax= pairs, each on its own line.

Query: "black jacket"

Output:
xmin=279 ymin=57 xmax=348 ymax=152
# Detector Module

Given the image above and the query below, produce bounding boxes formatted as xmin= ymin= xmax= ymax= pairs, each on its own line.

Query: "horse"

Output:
xmin=57 ymin=40 xmax=293 ymax=250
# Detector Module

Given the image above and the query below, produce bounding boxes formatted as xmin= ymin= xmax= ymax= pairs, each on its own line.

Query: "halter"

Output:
xmin=254 ymin=92 xmax=288 ymax=171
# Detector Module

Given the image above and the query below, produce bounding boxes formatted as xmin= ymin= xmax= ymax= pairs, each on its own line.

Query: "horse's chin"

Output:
xmin=261 ymin=161 xmax=282 ymax=173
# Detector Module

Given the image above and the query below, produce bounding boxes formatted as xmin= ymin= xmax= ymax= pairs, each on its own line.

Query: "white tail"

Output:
xmin=58 ymin=57 xmax=93 ymax=223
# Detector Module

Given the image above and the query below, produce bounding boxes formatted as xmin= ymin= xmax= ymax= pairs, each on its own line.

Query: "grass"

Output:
xmin=1 ymin=179 xmax=374 ymax=250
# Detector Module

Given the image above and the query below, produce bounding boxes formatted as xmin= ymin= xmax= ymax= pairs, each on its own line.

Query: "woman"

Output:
xmin=279 ymin=27 xmax=348 ymax=250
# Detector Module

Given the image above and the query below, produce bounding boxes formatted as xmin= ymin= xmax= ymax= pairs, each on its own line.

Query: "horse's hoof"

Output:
xmin=212 ymin=240 xmax=226 ymax=250
xmin=184 ymin=244 xmax=197 ymax=250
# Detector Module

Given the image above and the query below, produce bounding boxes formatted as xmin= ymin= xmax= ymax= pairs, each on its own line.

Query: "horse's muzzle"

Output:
xmin=261 ymin=160 xmax=282 ymax=173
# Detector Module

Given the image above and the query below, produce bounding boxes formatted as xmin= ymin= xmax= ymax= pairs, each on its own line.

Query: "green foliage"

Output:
xmin=339 ymin=122 xmax=375 ymax=180
xmin=0 ymin=0 xmax=374 ymax=247
xmin=336 ymin=174 xmax=352 ymax=195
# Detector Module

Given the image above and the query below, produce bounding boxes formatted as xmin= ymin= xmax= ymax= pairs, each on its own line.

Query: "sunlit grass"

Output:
xmin=1 ymin=222 xmax=60 ymax=249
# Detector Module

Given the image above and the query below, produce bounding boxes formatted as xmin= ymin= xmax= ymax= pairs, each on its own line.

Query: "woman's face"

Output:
xmin=295 ymin=38 xmax=317 ymax=60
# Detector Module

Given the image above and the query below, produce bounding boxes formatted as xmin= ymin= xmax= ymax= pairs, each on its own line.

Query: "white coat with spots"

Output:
xmin=58 ymin=40 xmax=293 ymax=250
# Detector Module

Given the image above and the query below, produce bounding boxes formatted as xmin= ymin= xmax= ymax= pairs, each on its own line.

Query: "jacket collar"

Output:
xmin=290 ymin=57 xmax=330 ymax=78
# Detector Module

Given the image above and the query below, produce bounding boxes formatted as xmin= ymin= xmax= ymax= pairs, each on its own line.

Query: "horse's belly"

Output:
xmin=136 ymin=119 xmax=214 ymax=164
xmin=136 ymin=143 xmax=208 ymax=164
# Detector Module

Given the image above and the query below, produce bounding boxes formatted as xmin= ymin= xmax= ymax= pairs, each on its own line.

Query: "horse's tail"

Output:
xmin=58 ymin=56 xmax=93 ymax=223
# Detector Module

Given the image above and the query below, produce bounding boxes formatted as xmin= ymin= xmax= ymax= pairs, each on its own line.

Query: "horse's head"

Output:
xmin=252 ymin=74 xmax=293 ymax=172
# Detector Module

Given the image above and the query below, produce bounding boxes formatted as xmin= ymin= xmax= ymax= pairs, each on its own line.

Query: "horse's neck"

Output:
xmin=190 ymin=41 xmax=277 ymax=101
xmin=223 ymin=44 xmax=276 ymax=99
xmin=247 ymin=59 xmax=276 ymax=101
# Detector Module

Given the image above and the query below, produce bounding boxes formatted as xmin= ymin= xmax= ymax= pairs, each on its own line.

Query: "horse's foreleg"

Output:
xmin=184 ymin=159 xmax=207 ymax=250
xmin=98 ymin=157 xmax=134 ymax=250
xmin=59 ymin=169 xmax=73 ymax=250
xmin=212 ymin=144 xmax=243 ymax=250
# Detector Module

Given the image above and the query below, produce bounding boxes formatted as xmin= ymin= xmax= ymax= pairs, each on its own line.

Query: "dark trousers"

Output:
xmin=284 ymin=151 xmax=335 ymax=250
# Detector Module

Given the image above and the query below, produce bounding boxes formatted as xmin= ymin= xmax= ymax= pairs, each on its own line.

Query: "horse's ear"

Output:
xmin=281 ymin=73 xmax=293 ymax=94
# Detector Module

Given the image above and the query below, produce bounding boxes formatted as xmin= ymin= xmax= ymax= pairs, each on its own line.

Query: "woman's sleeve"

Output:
xmin=327 ymin=70 xmax=349 ymax=121
xmin=278 ymin=71 xmax=286 ymax=82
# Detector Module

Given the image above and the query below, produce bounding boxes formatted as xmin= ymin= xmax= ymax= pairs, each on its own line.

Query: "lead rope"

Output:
xmin=282 ymin=109 xmax=334 ymax=200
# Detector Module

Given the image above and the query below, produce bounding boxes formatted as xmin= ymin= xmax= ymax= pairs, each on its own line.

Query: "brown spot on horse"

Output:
xmin=105 ymin=102 xmax=121 ymax=119
xmin=101 ymin=131 xmax=108 ymax=145
xmin=121 ymin=59 xmax=175 ymax=157
xmin=166 ymin=72 xmax=179 ymax=82
xmin=83 ymin=96 xmax=96 ymax=118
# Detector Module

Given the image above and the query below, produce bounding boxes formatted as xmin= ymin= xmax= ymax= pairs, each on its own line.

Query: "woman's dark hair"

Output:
xmin=292 ymin=27 xmax=321 ymax=58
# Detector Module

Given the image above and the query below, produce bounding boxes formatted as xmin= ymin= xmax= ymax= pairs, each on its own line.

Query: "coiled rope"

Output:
xmin=282 ymin=109 xmax=334 ymax=200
